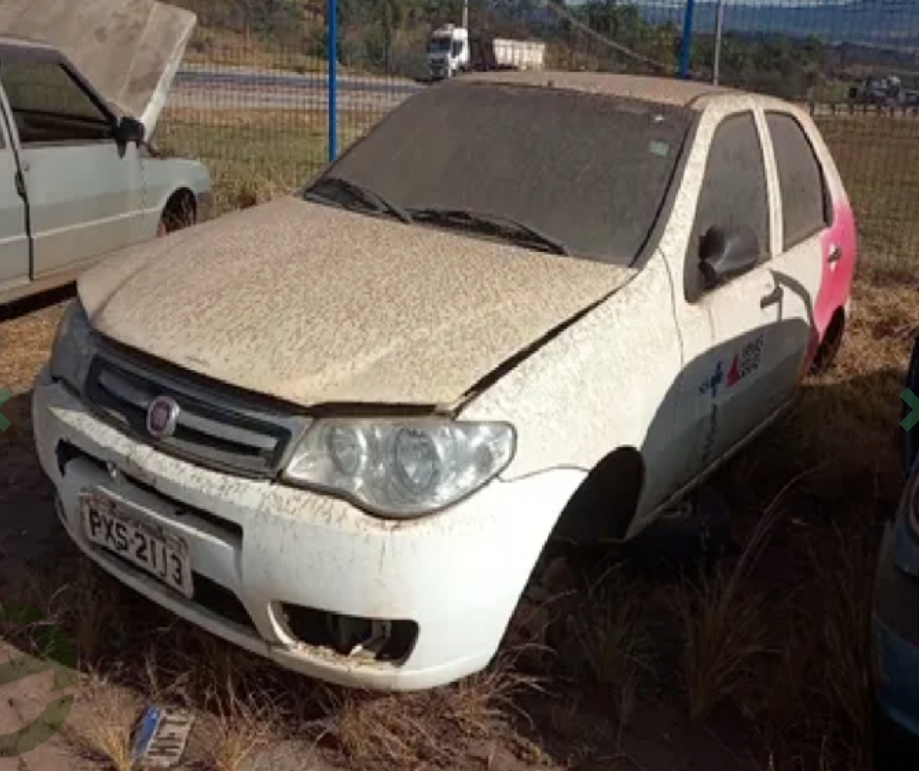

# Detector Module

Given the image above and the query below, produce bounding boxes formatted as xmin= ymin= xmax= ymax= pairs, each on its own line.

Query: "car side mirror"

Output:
xmin=698 ymin=225 xmax=760 ymax=290
xmin=114 ymin=116 xmax=145 ymax=145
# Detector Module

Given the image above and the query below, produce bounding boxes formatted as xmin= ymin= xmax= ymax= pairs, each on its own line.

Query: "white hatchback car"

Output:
xmin=32 ymin=72 xmax=858 ymax=691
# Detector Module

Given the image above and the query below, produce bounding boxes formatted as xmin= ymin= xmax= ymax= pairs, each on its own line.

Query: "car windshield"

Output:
xmin=314 ymin=82 xmax=695 ymax=265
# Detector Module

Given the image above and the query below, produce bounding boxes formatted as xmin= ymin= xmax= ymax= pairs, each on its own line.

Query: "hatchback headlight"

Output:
xmin=283 ymin=418 xmax=516 ymax=518
xmin=49 ymin=299 xmax=96 ymax=392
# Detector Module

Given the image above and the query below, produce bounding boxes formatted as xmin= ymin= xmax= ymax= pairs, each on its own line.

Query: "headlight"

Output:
xmin=49 ymin=299 xmax=96 ymax=392
xmin=283 ymin=418 xmax=516 ymax=518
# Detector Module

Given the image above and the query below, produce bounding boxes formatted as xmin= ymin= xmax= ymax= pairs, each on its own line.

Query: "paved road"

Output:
xmin=171 ymin=68 xmax=919 ymax=119
xmin=177 ymin=65 xmax=421 ymax=94
xmin=171 ymin=64 xmax=423 ymax=112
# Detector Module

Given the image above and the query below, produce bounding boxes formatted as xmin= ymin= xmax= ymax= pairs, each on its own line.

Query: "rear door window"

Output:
xmin=766 ymin=112 xmax=830 ymax=250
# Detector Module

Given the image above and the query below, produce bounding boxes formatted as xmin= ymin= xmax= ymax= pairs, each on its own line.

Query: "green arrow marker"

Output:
xmin=902 ymin=388 xmax=919 ymax=431
xmin=0 ymin=388 xmax=10 ymax=433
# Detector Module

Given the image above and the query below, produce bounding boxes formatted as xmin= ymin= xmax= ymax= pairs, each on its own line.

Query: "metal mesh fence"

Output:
xmin=160 ymin=0 xmax=919 ymax=272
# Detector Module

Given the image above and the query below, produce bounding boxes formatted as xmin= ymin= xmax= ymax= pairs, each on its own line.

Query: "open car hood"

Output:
xmin=0 ymin=0 xmax=195 ymax=137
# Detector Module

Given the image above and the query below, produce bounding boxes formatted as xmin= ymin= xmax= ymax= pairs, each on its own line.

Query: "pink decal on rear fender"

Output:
xmin=812 ymin=201 xmax=858 ymax=352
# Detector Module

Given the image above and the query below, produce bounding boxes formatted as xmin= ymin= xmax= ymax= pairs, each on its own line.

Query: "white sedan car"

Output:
xmin=32 ymin=72 xmax=857 ymax=691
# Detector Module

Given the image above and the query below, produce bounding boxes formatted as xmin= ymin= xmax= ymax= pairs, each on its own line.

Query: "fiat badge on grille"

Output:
xmin=146 ymin=396 xmax=180 ymax=439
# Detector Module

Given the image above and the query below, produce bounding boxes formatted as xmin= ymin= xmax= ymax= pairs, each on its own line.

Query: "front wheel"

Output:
xmin=157 ymin=191 xmax=197 ymax=238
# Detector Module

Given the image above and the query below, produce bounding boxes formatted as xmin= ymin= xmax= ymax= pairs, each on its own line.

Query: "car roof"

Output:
xmin=460 ymin=70 xmax=763 ymax=110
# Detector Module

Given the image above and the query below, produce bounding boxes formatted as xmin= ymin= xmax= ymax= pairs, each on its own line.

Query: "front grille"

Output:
xmin=83 ymin=351 xmax=309 ymax=478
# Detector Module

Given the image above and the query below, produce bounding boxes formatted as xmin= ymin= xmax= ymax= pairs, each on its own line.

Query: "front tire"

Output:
xmin=158 ymin=190 xmax=197 ymax=238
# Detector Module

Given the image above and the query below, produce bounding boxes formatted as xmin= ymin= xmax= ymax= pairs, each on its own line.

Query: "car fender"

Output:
xmin=141 ymin=156 xmax=212 ymax=229
xmin=473 ymin=465 xmax=589 ymax=650
xmin=460 ymin=255 xmax=684 ymax=538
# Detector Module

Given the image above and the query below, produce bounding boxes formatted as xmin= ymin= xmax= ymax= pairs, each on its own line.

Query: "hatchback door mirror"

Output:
xmin=699 ymin=225 xmax=760 ymax=290
xmin=114 ymin=116 xmax=145 ymax=145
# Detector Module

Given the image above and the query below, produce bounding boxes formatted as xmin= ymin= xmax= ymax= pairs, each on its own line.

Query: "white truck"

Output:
xmin=427 ymin=25 xmax=546 ymax=81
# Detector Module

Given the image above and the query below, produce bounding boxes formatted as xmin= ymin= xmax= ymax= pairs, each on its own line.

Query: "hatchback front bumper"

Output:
xmin=32 ymin=368 xmax=581 ymax=691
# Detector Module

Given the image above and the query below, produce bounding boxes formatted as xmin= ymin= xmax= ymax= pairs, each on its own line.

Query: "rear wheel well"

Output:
xmin=551 ymin=447 xmax=645 ymax=546
xmin=160 ymin=188 xmax=196 ymax=234
xmin=811 ymin=306 xmax=846 ymax=375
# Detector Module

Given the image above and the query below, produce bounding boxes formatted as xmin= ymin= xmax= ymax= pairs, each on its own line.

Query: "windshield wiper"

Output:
xmin=407 ymin=207 xmax=569 ymax=256
xmin=304 ymin=176 xmax=413 ymax=224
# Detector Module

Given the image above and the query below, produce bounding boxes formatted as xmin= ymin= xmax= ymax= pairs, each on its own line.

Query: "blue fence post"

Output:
xmin=327 ymin=0 xmax=338 ymax=162
xmin=678 ymin=0 xmax=696 ymax=80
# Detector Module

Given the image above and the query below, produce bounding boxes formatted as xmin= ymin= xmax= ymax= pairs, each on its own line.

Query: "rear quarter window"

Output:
xmin=766 ymin=112 xmax=830 ymax=250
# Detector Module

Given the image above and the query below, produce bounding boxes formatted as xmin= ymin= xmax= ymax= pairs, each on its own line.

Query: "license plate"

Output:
xmin=80 ymin=490 xmax=193 ymax=599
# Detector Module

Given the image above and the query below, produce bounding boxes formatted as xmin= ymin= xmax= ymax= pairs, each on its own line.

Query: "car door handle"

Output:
xmin=828 ymin=243 xmax=842 ymax=264
xmin=760 ymin=283 xmax=783 ymax=309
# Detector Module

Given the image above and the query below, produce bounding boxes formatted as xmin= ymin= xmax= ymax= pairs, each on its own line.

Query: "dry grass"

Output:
xmin=155 ymin=107 xmax=382 ymax=215
xmin=184 ymin=26 xmax=330 ymax=74
xmin=196 ymin=676 xmax=283 ymax=771
xmin=570 ymin=567 xmax=651 ymax=724
xmin=808 ymin=528 xmax=877 ymax=769
xmin=0 ymin=552 xmax=125 ymax=668
xmin=315 ymin=662 xmax=535 ymax=768
xmin=71 ymin=676 xmax=140 ymax=771
xmin=816 ymin=115 xmax=919 ymax=285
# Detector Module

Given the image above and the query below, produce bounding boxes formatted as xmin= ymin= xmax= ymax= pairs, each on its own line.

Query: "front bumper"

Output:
xmin=873 ymin=522 xmax=919 ymax=739
xmin=32 ymin=370 xmax=580 ymax=691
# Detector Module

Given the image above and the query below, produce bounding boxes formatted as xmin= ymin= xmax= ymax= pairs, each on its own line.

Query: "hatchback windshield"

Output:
xmin=311 ymin=81 xmax=695 ymax=265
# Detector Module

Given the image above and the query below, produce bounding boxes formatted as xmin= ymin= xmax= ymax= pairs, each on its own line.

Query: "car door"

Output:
xmin=0 ymin=87 xmax=28 ymax=291
xmin=0 ymin=53 xmax=146 ymax=279
xmin=761 ymin=108 xmax=854 ymax=374
xmin=663 ymin=103 xmax=795 ymax=489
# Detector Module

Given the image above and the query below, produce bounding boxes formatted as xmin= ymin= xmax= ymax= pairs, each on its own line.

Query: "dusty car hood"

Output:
xmin=0 ymin=0 xmax=195 ymax=137
xmin=80 ymin=197 xmax=635 ymax=408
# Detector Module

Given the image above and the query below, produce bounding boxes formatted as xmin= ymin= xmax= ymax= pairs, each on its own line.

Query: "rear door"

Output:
xmin=0 ymin=53 xmax=146 ymax=279
xmin=762 ymin=109 xmax=856 ymax=372
xmin=0 ymin=84 xmax=28 ymax=291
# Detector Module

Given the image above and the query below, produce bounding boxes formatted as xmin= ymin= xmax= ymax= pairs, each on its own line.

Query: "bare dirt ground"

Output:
xmin=0 ymin=113 xmax=917 ymax=771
